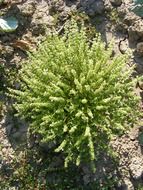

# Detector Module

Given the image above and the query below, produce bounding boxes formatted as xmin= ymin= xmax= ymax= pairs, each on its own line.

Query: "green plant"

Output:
xmin=0 ymin=0 xmax=4 ymax=5
xmin=107 ymin=8 xmax=120 ymax=24
xmin=137 ymin=184 xmax=143 ymax=190
xmin=9 ymin=21 xmax=141 ymax=169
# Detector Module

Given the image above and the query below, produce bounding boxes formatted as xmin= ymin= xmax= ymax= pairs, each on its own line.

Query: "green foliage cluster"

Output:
xmin=108 ymin=9 xmax=120 ymax=24
xmin=10 ymin=21 xmax=141 ymax=168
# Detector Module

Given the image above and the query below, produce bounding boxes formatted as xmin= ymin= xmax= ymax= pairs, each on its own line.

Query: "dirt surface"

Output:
xmin=0 ymin=0 xmax=143 ymax=189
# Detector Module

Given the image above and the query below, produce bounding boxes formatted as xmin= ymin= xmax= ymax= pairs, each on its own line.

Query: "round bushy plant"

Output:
xmin=10 ymin=21 xmax=141 ymax=168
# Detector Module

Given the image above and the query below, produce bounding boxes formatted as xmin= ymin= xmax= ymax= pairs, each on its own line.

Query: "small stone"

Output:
xmin=136 ymin=42 xmax=143 ymax=56
xmin=110 ymin=0 xmax=122 ymax=6
xmin=129 ymin=135 xmax=136 ymax=141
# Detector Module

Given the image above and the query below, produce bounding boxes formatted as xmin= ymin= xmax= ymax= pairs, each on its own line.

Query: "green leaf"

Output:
xmin=0 ymin=0 xmax=4 ymax=5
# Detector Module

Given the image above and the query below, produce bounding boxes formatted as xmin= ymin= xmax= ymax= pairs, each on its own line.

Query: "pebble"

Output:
xmin=136 ymin=42 xmax=143 ymax=56
xmin=110 ymin=0 xmax=122 ymax=6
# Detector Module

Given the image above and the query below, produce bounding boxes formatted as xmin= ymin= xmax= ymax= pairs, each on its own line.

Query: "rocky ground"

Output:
xmin=0 ymin=0 xmax=143 ymax=189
